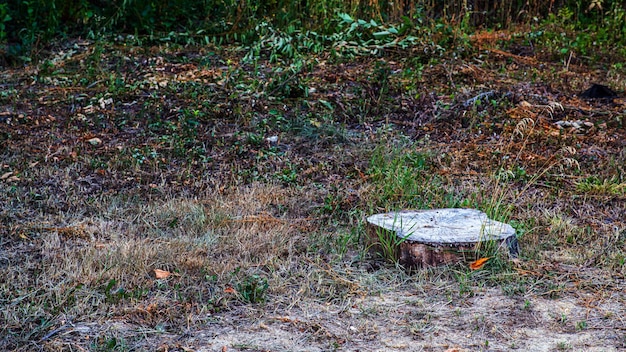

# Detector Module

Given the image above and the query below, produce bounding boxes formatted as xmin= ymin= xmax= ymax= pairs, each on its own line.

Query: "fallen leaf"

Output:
xmin=276 ymin=316 xmax=297 ymax=323
xmin=224 ymin=286 xmax=237 ymax=294
xmin=309 ymin=118 xmax=322 ymax=127
xmin=469 ymin=257 xmax=491 ymax=270
xmin=18 ymin=232 xmax=31 ymax=240
xmin=154 ymin=269 xmax=171 ymax=279
xmin=87 ymin=137 xmax=102 ymax=145
xmin=0 ymin=171 xmax=13 ymax=180
xmin=6 ymin=176 xmax=20 ymax=182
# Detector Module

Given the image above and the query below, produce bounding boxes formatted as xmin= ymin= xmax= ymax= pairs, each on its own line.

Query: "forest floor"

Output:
xmin=1 ymin=29 xmax=625 ymax=351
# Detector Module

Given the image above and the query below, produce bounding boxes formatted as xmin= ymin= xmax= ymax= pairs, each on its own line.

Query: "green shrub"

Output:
xmin=0 ymin=4 xmax=10 ymax=43
xmin=2 ymin=0 xmax=625 ymax=64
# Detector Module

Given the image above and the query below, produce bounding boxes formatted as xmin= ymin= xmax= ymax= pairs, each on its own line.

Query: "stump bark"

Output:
xmin=366 ymin=208 xmax=518 ymax=269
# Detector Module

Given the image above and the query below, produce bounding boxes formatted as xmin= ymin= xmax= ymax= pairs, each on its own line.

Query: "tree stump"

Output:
xmin=366 ymin=208 xmax=518 ymax=269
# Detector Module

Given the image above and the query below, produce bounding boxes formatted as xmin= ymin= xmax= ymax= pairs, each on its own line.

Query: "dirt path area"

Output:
xmin=41 ymin=284 xmax=625 ymax=351
xmin=197 ymin=291 xmax=625 ymax=351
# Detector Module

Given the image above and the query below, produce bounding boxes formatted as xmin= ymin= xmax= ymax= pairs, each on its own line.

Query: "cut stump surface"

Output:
xmin=366 ymin=208 xmax=518 ymax=268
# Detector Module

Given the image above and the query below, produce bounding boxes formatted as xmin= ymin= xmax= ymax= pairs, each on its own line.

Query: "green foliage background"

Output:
xmin=1 ymin=0 xmax=625 ymax=61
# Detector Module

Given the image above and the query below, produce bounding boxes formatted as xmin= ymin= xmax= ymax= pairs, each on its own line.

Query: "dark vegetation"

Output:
xmin=2 ymin=0 xmax=626 ymax=64
xmin=1 ymin=1 xmax=625 ymax=351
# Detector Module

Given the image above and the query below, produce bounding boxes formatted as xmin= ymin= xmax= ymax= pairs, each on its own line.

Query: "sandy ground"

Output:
xmin=189 ymin=288 xmax=625 ymax=351
xmin=52 ymin=285 xmax=624 ymax=351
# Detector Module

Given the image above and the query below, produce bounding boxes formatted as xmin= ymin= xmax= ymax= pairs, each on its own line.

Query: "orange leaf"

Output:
xmin=224 ymin=286 xmax=237 ymax=294
xmin=154 ymin=269 xmax=171 ymax=279
xmin=469 ymin=257 xmax=491 ymax=270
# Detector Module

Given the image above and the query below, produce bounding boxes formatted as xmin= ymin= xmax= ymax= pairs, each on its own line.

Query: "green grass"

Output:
xmin=576 ymin=177 xmax=626 ymax=196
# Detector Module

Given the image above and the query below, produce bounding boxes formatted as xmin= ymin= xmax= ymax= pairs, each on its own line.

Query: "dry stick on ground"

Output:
xmin=489 ymin=48 xmax=538 ymax=65
xmin=5 ymin=225 xmax=89 ymax=239
xmin=228 ymin=213 xmax=315 ymax=232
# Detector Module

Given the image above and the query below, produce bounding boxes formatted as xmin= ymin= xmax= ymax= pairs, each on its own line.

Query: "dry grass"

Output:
xmin=2 ymin=165 xmax=625 ymax=350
